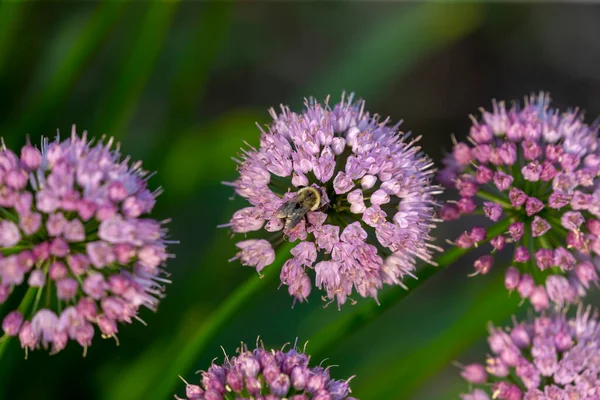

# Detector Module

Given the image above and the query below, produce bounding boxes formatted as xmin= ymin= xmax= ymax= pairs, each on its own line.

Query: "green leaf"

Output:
xmin=166 ymin=2 xmax=233 ymax=118
xmin=0 ymin=1 xmax=29 ymax=74
xmin=309 ymin=219 xmax=511 ymax=359
xmin=7 ymin=3 xmax=126 ymax=138
xmin=161 ymin=109 xmax=266 ymax=198
xmin=129 ymin=1 xmax=233 ymax=173
xmin=93 ymin=1 xmax=178 ymax=137
xmin=354 ymin=273 xmax=519 ymax=399
xmin=305 ymin=3 xmax=483 ymax=100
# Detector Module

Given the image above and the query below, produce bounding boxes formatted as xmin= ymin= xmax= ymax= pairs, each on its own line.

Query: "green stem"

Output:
xmin=0 ymin=245 xmax=33 ymax=256
xmin=0 ymin=207 xmax=17 ymax=222
xmin=0 ymin=285 xmax=37 ymax=360
xmin=148 ymin=242 xmax=295 ymax=400
xmin=545 ymin=215 xmax=568 ymax=236
xmin=0 ymin=338 xmax=9 ymax=365
xmin=476 ymin=190 xmax=512 ymax=209
xmin=308 ymin=218 xmax=512 ymax=358
xmin=358 ymin=272 xmax=519 ymax=399
xmin=524 ymin=226 xmax=543 ymax=283
xmin=537 ymin=235 xmax=551 ymax=249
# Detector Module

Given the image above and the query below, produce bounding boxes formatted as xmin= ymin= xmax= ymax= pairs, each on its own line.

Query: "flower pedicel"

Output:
xmin=223 ymin=93 xmax=440 ymax=308
xmin=0 ymin=128 xmax=172 ymax=355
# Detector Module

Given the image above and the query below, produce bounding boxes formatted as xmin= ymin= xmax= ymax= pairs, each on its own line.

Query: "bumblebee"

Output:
xmin=276 ymin=187 xmax=321 ymax=229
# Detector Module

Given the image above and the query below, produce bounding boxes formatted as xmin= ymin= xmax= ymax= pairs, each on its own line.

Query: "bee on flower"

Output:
xmin=222 ymin=93 xmax=441 ymax=308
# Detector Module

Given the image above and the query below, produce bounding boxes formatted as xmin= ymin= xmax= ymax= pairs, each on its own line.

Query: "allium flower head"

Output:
xmin=176 ymin=341 xmax=357 ymax=400
xmin=0 ymin=127 xmax=171 ymax=355
xmin=223 ymin=94 xmax=439 ymax=307
xmin=460 ymin=306 xmax=600 ymax=400
xmin=440 ymin=93 xmax=600 ymax=310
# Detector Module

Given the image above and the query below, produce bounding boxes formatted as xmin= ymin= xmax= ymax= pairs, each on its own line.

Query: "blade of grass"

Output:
xmin=94 ymin=1 xmax=179 ymax=137
xmin=305 ymin=3 xmax=483 ymax=101
xmin=0 ymin=1 xmax=29 ymax=74
xmin=142 ymin=1 xmax=233 ymax=163
xmin=101 ymin=241 xmax=295 ymax=400
xmin=167 ymin=2 xmax=232 ymax=118
xmin=6 ymin=2 xmax=126 ymax=139
xmin=354 ymin=273 xmax=519 ymax=399
xmin=309 ymin=218 xmax=511 ymax=359
xmin=162 ymin=110 xmax=266 ymax=198
xmin=134 ymin=2 xmax=233 ymax=188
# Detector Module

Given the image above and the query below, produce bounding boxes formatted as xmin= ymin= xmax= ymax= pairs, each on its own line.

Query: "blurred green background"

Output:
xmin=1 ymin=2 xmax=600 ymax=399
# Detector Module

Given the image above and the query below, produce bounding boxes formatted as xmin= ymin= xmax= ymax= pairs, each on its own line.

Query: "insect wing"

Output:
xmin=276 ymin=198 xmax=308 ymax=229
xmin=285 ymin=211 xmax=305 ymax=229
xmin=276 ymin=200 xmax=299 ymax=219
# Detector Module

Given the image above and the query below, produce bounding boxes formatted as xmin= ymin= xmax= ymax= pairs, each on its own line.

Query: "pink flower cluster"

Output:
xmin=0 ymin=128 xmax=171 ymax=355
xmin=224 ymin=94 xmax=439 ymax=308
xmin=440 ymin=93 xmax=600 ymax=310
xmin=176 ymin=342 xmax=356 ymax=400
xmin=460 ymin=306 xmax=600 ymax=400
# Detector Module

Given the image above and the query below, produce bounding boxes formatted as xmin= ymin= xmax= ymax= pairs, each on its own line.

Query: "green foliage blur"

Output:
xmin=0 ymin=2 xmax=599 ymax=399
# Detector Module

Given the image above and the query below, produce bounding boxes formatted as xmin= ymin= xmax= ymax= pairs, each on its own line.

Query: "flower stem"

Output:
xmin=0 ymin=285 xmax=37 ymax=360
xmin=145 ymin=242 xmax=295 ymax=400
xmin=0 ymin=245 xmax=33 ymax=256
xmin=308 ymin=218 xmax=512 ymax=359
xmin=476 ymin=190 xmax=512 ymax=209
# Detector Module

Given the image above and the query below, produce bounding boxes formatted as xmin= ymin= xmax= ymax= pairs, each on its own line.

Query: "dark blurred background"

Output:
xmin=1 ymin=2 xmax=600 ymax=399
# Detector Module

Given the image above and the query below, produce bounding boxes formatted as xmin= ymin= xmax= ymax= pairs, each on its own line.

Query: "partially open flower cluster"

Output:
xmin=0 ymin=128 xmax=171 ymax=355
xmin=460 ymin=306 xmax=600 ymax=400
xmin=224 ymin=93 xmax=439 ymax=308
xmin=440 ymin=93 xmax=600 ymax=310
xmin=176 ymin=342 xmax=356 ymax=400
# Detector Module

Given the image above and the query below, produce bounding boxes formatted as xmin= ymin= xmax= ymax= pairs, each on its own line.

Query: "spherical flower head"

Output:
xmin=460 ymin=305 xmax=600 ymax=400
xmin=175 ymin=341 xmax=357 ymax=400
xmin=439 ymin=93 xmax=600 ymax=309
xmin=0 ymin=127 xmax=172 ymax=355
xmin=223 ymin=93 xmax=440 ymax=308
